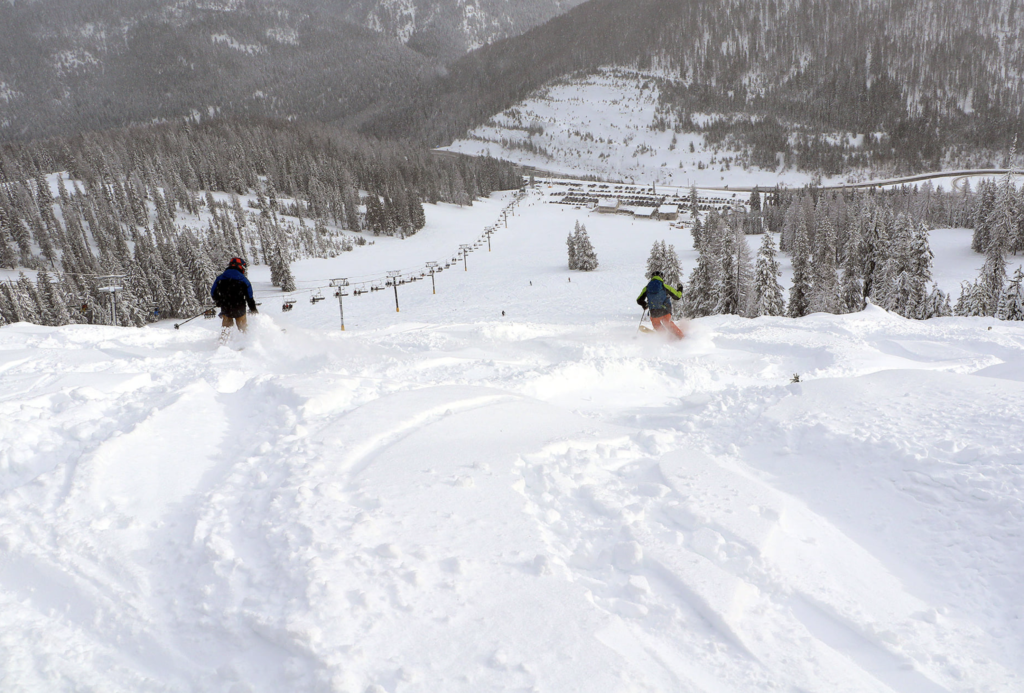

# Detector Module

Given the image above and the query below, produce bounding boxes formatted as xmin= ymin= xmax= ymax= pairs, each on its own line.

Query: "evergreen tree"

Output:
xmin=753 ymin=232 xmax=785 ymax=317
xmin=788 ymin=216 xmax=812 ymax=317
xmin=748 ymin=188 xmax=761 ymax=214
xmin=907 ymin=221 xmax=935 ymax=317
xmin=0 ymin=205 xmax=17 ymax=269
xmin=574 ymin=223 xmax=599 ymax=271
xmin=365 ymin=194 xmax=387 ymax=236
xmin=14 ymin=272 xmax=42 ymax=323
xmin=997 ymin=266 xmax=1024 ymax=320
xmin=840 ymin=219 xmax=865 ymax=313
xmin=971 ymin=180 xmax=997 ymax=253
xmin=809 ymin=214 xmax=841 ymax=313
xmin=36 ymin=270 xmax=72 ymax=326
xmin=566 ymin=223 xmax=579 ymax=270
xmin=689 ymin=212 xmax=703 ymax=252
xmin=731 ymin=225 xmax=756 ymax=316
xmin=954 ymin=280 xmax=988 ymax=317
xmin=920 ymin=285 xmax=952 ymax=319
xmin=409 ymin=195 xmax=426 ymax=232
xmin=645 ymin=240 xmax=667 ymax=279
xmin=977 ymin=173 xmax=1014 ymax=314
xmin=0 ymin=282 xmax=23 ymax=323
xmin=277 ymin=246 xmax=297 ymax=292
xmin=686 ymin=212 xmax=724 ymax=317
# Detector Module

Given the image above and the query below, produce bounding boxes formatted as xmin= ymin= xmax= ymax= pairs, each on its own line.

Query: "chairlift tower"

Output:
xmin=459 ymin=244 xmax=471 ymax=271
xmin=94 ymin=275 xmax=125 ymax=326
xmin=425 ymin=262 xmax=438 ymax=294
xmin=387 ymin=270 xmax=402 ymax=312
xmin=330 ymin=278 xmax=349 ymax=330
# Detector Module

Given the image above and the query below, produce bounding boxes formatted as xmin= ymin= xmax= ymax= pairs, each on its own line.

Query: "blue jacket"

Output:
xmin=211 ymin=268 xmax=256 ymax=315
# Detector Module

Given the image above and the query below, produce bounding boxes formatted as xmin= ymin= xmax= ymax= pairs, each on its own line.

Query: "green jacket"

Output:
xmin=637 ymin=275 xmax=682 ymax=316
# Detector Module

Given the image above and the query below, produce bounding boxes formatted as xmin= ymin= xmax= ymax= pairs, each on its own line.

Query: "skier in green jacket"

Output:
xmin=637 ymin=272 xmax=684 ymax=339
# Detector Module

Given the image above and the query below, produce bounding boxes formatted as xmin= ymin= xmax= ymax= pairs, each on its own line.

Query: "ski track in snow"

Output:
xmin=1 ymin=190 xmax=1023 ymax=692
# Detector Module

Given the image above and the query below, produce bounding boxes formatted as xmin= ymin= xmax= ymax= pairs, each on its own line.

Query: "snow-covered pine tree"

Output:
xmin=36 ymin=270 xmax=72 ymax=326
xmin=277 ymin=246 xmax=297 ymax=292
xmin=920 ymin=285 xmax=952 ymax=319
xmin=686 ymin=211 xmax=724 ymax=317
xmin=954 ymin=280 xmax=988 ymax=317
xmin=734 ymin=225 xmax=755 ymax=316
xmin=977 ymin=172 xmax=1014 ymax=315
xmin=566 ymin=222 xmax=579 ymax=270
xmin=0 ymin=204 xmax=17 ymax=269
xmin=997 ymin=266 xmax=1024 ymax=320
xmin=409 ymin=195 xmax=426 ymax=232
xmin=908 ymin=220 xmax=935 ymax=318
xmin=840 ymin=215 xmax=865 ymax=313
xmin=689 ymin=212 xmax=703 ymax=252
xmin=645 ymin=240 xmax=667 ymax=279
xmin=748 ymin=188 xmax=761 ymax=214
xmin=0 ymin=282 xmax=23 ymax=323
xmin=809 ymin=214 xmax=841 ymax=313
xmin=787 ymin=216 xmax=812 ymax=317
xmin=168 ymin=270 xmax=201 ymax=319
xmin=14 ymin=272 xmax=42 ymax=324
xmin=971 ymin=179 xmax=997 ymax=253
xmin=753 ymin=232 xmax=785 ymax=317
xmin=574 ymin=223 xmax=599 ymax=271
xmin=874 ymin=212 xmax=913 ymax=314
xmin=717 ymin=223 xmax=739 ymax=315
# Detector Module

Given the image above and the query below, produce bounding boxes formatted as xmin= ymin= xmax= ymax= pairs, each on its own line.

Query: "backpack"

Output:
xmin=645 ymin=278 xmax=672 ymax=314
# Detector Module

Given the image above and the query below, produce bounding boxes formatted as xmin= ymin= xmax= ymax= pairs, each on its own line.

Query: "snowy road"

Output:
xmin=2 ymin=190 xmax=1023 ymax=692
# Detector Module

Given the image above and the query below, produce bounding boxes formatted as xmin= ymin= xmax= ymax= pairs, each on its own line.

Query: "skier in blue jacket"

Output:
xmin=637 ymin=271 xmax=684 ymax=339
xmin=211 ymin=257 xmax=258 ymax=333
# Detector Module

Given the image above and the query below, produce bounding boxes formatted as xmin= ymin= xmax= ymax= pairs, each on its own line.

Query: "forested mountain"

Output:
xmin=368 ymin=0 xmax=1024 ymax=174
xmin=0 ymin=0 xmax=582 ymax=142
xmin=0 ymin=117 xmax=520 ymax=325
xmin=347 ymin=0 xmax=588 ymax=60
xmin=5 ymin=0 xmax=1024 ymax=174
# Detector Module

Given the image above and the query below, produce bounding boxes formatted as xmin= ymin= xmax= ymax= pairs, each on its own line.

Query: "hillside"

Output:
xmin=0 ymin=0 xmax=583 ymax=142
xmin=1 ymin=187 xmax=1023 ymax=691
xmin=368 ymin=0 xmax=1024 ymax=176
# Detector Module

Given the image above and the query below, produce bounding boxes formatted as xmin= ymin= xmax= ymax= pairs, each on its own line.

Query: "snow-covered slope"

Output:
xmin=2 ymin=190 xmax=1023 ymax=692
xmin=445 ymin=69 xmax=849 ymax=188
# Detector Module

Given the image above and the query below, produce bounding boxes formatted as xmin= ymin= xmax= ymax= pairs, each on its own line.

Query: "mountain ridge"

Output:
xmin=364 ymin=0 xmax=1024 ymax=174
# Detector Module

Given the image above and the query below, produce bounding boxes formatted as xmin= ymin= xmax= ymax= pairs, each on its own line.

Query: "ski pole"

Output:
xmin=637 ymin=308 xmax=648 ymax=332
xmin=174 ymin=308 xmax=214 ymax=329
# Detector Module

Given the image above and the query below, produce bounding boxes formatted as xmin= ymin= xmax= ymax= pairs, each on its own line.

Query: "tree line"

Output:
xmin=0 ymin=117 xmax=521 ymax=326
xmin=655 ymin=178 xmax=1024 ymax=323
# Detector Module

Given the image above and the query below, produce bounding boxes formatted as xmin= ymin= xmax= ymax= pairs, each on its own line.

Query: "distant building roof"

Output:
xmin=597 ymin=198 xmax=619 ymax=208
xmin=658 ymin=204 xmax=679 ymax=214
xmin=633 ymin=207 xmax=656 ymax=217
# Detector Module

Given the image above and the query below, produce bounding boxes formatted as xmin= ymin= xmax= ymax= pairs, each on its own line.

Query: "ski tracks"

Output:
xmin=512 ymin=418 xmax=1015 ymax=692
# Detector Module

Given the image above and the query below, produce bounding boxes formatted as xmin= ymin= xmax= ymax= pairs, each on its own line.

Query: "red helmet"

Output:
xmin=228 ymin=257 xmax=248 ymax=272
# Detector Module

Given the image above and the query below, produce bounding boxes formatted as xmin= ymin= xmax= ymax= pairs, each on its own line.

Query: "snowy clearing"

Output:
xmin=1 ymin=188 xmax=1023 ymax=693
xmin=444 ymin=68 xmax=820 ymax=188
